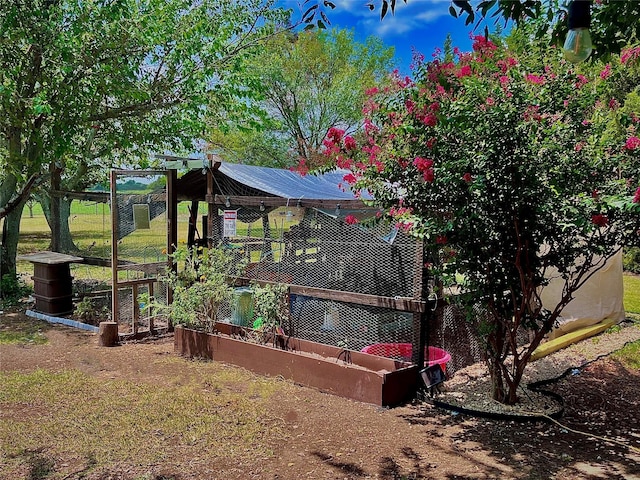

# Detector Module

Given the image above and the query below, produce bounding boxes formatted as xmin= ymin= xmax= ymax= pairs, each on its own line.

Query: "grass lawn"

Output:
xmin=624 ymin=273 xmax=640 ymax=314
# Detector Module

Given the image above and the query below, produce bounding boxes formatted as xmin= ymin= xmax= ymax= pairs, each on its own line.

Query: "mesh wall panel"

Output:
xmin=221 ymin=207 xmax=421 ymax=298
xmin=429 ymin=302 xmax=484 ymax=374
xmin=288 ymin=295 xmax=414 ymax=355
xmin=207 ymin=206 xmax=422 ymax=358
xmin=113 ymin=173 xmax=170 ymax=330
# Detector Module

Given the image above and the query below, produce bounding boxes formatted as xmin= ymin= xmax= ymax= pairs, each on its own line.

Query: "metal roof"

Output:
xmin=174 ymin=162 xmax=371 ymax=203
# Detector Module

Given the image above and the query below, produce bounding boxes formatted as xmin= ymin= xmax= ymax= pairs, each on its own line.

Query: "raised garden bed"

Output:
xmin=174 ymin=323 xmax=420 ymax=406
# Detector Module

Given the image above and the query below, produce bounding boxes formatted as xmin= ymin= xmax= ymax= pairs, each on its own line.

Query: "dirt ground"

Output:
xmin=1 ymin=306 xmax=640 ymax=480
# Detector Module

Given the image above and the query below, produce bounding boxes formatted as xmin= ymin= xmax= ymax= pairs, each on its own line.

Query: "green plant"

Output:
xmin=0 ymin=274 xmax=32 ymax=305
xmin=163 ymin=245 xmax=246 ymax=332
xmin=623 ymin=247 xmax=640 ymax=273
xmin=251 ymin=282 xmax=289 ymax=347
xmin=74 ymin=297 xmax=96 ymax=323
xmin=613 ymin=339 xmax=640 ymax=370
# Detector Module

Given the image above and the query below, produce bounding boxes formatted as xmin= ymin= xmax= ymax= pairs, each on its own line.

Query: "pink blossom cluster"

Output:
xmin=471 ymin=35 xmax=498 ymax=57
xmin=525 ymin=74 xmax=545 ymax=85
xmin=496 ymin=57 xmax=517 ymax=73
xmin=621 ymin=46 xmax=640 ymax=65
xmin=625 ymin=136 xmax=640 ymax=150
xmin=600 ymin=64 xmax=612 ymax=80
xmin=413 ymin=157 xmax=434 ymax=182
xmin=591 ymin=214 xmax=608 ymax=227
xmin=344 ymin=214 xmax=358 ymax=225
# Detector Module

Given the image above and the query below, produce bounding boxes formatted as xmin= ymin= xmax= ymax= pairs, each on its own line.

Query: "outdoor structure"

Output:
xmin=160 ymin=154 xmax=436 ymax=364
xmin=111 ymin=156 xmax=480 ymax=372
xmin=24 ymin=153 xmax=624 ymax=404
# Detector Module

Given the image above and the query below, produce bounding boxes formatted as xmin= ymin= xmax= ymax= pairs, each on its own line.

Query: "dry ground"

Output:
xmin=1 ymin=306 xmax=639 ymax=480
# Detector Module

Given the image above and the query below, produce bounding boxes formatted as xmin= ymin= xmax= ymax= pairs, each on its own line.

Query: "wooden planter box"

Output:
xmin=174 ymin=324 xmax=419 ymax=407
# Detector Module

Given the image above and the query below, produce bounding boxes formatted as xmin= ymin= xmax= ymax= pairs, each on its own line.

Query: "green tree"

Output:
xmin=320 ymin=37 xmax=640 ymax=404
xmin=0 ymin=0 xmax=288 ymax=282
xmin=209 ymin=28 xmax=394 ymax=168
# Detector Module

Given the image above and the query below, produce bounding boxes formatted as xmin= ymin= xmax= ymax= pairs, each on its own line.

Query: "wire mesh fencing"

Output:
xmin=112 ymin=171 xmax=171 ymax=334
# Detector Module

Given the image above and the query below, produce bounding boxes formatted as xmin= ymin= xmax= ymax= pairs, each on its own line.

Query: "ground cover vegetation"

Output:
xmin=1 ymin=312 xmax=639 ymax=479
xmin=317 ymin=31 xmax=640 ymax=404
xmin=0 ymin=0 xmax=290 ymax=286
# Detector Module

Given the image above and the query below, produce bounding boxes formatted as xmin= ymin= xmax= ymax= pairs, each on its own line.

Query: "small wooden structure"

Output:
xmin=19 ymin=251 xmax=83 ymax=316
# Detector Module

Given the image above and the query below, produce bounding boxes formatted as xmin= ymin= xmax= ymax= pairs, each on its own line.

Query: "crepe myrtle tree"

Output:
xmin=315 ymin=38 xmax=640 ymax=404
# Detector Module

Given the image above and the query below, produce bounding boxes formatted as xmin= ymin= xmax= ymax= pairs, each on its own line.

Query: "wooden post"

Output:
xmin=132 ymin=283 xmax=139 ymax=335
xmin=98 ymin=321 xmax=119 ymax=347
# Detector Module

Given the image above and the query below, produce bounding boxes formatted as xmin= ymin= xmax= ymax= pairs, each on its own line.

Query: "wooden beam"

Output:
xmin=214 ymin=194 xmax=368 ymax=210
xmin=50 ymin=190 xmax=110 ymax=203
xmin=237 ymin=280 xmax=426 ymax=312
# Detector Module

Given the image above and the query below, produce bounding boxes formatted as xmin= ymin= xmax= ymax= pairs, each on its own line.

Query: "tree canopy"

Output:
xmin=208 ymin=28 xmax=394 ymax=168
xmin=0 ymin=0 xmax=288 ymax=281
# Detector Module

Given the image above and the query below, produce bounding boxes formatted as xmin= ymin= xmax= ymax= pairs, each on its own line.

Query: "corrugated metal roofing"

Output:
xmin=174 ymin=162 xmax=370 ymax=202
xmin=217 ymin=163 xmax=367 ymax=200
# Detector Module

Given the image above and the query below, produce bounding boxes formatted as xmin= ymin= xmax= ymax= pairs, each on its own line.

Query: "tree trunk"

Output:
xmin=38 ymin=190 xmax=78 ymax=253
xmin=49 ymin=167 xmax=61 ymax=252
xmin=98 ymin=321 xmax=119 ymax=346
xmin=0 ymin=201 xmax=26 ymax=288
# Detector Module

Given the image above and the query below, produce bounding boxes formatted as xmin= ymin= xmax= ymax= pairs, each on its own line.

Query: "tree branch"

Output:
xmin=0 ymin=173 xmax=44 ymax=219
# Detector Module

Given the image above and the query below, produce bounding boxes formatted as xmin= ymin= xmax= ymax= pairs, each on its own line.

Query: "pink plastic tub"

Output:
xmin=361 ymin=343 xmax=451 ymax=372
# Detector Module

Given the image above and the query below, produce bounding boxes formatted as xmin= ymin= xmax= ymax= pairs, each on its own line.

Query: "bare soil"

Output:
xmin=1 ymin=305 xmax=640 ymax=480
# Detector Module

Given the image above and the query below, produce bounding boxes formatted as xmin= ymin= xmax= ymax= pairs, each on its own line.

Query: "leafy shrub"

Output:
xmin=0 ymin=274 xmax=32 ymax=305
xmin=623 ymin=247 xmax=640 ymax=274
xmin=163 ymin=245 xmax=246 ymax=332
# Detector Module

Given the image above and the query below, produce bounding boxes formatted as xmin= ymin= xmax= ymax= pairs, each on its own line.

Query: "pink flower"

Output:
xmin=463 ymin=172 xmax=472 ymax=183
xmin=343 ymin=135 xmax=357 ymax=151
xmin=436 ymin=235 xmax=448 ymax=245
xmin=345 ymin=215 xmax=358 ymax=225
xmin=413 ymin=157 xmax=434 ymax=172
xmin=634 ymin=187 xmax=640 ymax=204
xmin=456 ymin=65 xmax=472 ymax=78
xmin=365 ymin=87 xmax=379 ymax=96
xmin=327 ymin=127 xmax=344 ymax=143
xmin=625 ymin=136 xmax=640 ymax=150
xmin=575 ymin=74 xmax=588 ymax=88
xmin=591 ymin=214 xmax=608 ymax=227
xmin=471 ymin=35 xmax=497 ymax=54
xmin=292 ymin=159 xmax=308 ymax=176
xmin=621 ymin=46 xmax=640 ymax=65
xmin=525 ymin=74 xmax=545 ymax=85
xmin=486 ymin=97 xmax=495 ymax=106
xmin=600 ymin=64 xmax=612 ymax=79
xmin=608 ymin=98 xmax=619 ymax=110
xmin=335 ymin=155 xmax=352 ymax=170
xmin=420 ymin=113 xmax=437 ymax=127
xmin=405 ymin=99 xmax=416 ymax=114
xmin=343 ymin=173 xmax=358 ymax=185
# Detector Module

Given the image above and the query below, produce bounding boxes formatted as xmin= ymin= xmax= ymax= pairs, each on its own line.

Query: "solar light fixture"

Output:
xmin=563 ymin=0 xmax=592 ymax=64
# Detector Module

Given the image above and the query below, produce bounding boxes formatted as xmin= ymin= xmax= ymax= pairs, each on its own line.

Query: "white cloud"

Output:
xmin=363 ymin=0 xmax=450 ymax=38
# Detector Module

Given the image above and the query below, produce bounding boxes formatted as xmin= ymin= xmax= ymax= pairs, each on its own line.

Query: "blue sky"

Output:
xmin=280 ymin=1 xmax=507 ymax=73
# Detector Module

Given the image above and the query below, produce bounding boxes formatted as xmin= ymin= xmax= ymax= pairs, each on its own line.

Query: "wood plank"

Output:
xmin=213 ymin=194 xmax=367 ymax=209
